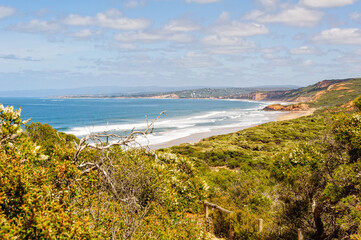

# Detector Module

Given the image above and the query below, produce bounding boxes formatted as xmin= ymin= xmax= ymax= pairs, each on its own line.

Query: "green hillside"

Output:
xmin=262 ymin=78 xmax=361 ymax=108
xmin=165 ymin=95 xmax=361 ymax=239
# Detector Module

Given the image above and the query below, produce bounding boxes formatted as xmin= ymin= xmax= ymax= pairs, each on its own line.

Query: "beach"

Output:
xmin=149 ymin=108 xmax=316 ymax=150
xmin=276 ymin=108 xmax=316 ymax=121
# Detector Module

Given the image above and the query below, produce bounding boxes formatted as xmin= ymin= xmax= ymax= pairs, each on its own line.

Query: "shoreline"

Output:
xmin=149 ymin=124 xmax=261 ymax=150
xmin=149 ymin=109 xmax=316 ymax=150
xmin=276 ymin=108 xmax=316 ymax=121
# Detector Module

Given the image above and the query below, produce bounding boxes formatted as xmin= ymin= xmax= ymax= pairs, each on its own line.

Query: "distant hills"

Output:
xmin=0 ymin=86 xmax=206 ymax=97
xmin=57 ymin=78 xmax=361 ymax=110
xmin=5 ymin=78 xmax=360 ymax=110
xmin=59 ymin=85 xmax=298 ymax=99
xmin=243 ymin=78 xmax=361 ymax=109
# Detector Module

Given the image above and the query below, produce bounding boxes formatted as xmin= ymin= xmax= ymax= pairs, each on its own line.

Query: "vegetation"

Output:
xmin=63 ymin=86 xmax=295 ymax=99
xmin=0 ymin=105 xmax=208 ymax=239
xmin=164 ymin=86 xmax=361 ymax=239
xmin=261 ymin=78 xmax=361 ymax=108
xmin=132 ymin=87 xmax=292 ymax=99
xmin=1 ymin=78 xmax=361 ymax=239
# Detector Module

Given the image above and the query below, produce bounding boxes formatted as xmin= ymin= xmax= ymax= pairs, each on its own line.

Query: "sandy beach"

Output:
xmin=276 ymin=108 xmax=316 ymax=121
xmin=149 ymin=125 xmax=258 ymax=149
xmin=149 ymin=109 xmax=316 ymax=150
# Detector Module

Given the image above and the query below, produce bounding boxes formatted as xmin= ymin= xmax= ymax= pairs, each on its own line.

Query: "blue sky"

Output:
xmin=0 ymin=0 xmax=361 ymax=90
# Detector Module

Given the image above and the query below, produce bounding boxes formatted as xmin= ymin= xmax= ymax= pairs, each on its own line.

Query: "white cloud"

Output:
xmin=10 ymin=20 xmax=61 ymax=33
xmin=114 ymin=18 xmax=198 ymax=43
xmin=125 ymin=0 xmax=147 ymax=8
xmin=114 ymin=30 xmax=193 ymax=43
xmin=302 ymin=59 xmax=313 ymax=66
xmin=244 ymin=6 xmax=324 ymax=27
xmin=115 ymin=32 xmax=161 ymax=42
xmin=186 ymin=0 xmax=221 ymax=3
xmin=256 ymin=0 xmax=280 ymax=9
xmin=261 ymin=46 xmax=283 ymax=54
xmin=63 ymin=14 xmax=92 ymax=26
xmin=208 ymin=12 xmax=269 ymax=37
xmin=201 ymin=35 xmax=256 ymax=54
xmin=163 ymin=19 xmax=201 ymax=32
xmin=211 ymin=21 xmax=269 ymax=37
xmin=301 ymin=0 xmax=358 ymax=8
xmin=167 ymin=33 xmax=193 ymax=42
xmin=312 ymin=28 xmax=361 ymax=45
xmin=289 ymin=46 xmax=319 ymax=55
xmin=71 ymin=29 xmax=102 ymax=38
xmin=63 ymin=9 xmax=151 ymax=30
xmin=350 ymin=12 xmax=361 ymax=22
xmin=174 ymin=52 xmax=219 ymax=68
xmin=0 ymin=6 xmax=16 ymax=19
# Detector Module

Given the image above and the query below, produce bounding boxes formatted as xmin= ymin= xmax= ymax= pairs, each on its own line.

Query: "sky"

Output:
xmin=0 ymin=0 xmax=361 ymax=91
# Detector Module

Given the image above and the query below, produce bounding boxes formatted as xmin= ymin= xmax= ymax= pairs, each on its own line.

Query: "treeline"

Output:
xmin=0 ymin=105 xmax=208 ymax=239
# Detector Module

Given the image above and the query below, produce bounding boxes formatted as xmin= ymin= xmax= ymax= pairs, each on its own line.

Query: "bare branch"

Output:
xmin=73 ymin=111 xmax=164 ymax=163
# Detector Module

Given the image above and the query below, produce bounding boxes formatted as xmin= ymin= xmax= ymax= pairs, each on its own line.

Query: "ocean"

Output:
xmin=0 ymin=98 xmax=282 ymax=147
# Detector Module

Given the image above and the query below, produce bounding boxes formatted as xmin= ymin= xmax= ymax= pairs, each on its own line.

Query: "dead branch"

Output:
xmin=73 ymin=111 xmax=164 ymax=163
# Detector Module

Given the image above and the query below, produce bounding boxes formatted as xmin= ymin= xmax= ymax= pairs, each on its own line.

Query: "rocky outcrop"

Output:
xmin=314 ymin=79 xmax=346 ymax=89
xmin=233 ymin=91 xmax=289 ymax=101
xmin=263 ymin=103 xmax=310 ymax=111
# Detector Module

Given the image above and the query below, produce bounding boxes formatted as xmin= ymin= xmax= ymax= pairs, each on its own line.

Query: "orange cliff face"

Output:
xmin=263 ymin=103 xmax=310 ymax=111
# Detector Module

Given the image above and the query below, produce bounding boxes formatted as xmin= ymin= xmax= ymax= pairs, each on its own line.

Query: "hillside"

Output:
xmin=237 ymin=78 xmax=361 ymax=108
xmin=59 ymin=86 xmax=296 ymax=99
xmin=58 ymin=78 xmax=361 ymax=111
xmin=163 ymin=94 xmax=361 ymax=239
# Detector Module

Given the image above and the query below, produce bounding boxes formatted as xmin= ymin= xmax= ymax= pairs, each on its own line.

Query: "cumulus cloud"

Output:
xmin=63 ymin=9 xmax=151 ymax=30
xmin=209 ymin=12 xmax=269 ymax=37
xmin=125 ymin=0 xmax=147 ymax=8
xmin=350 ymin=12 xmax=361 ymax=22
xmin=302 ymin=59 xmax=313 ymax=66
xmin=174 ymin=52 xmax=219 ymax=68
xmin=289 ymin=46 xmax=319 ymax=55
xmin=9 ymin=20 xmax=61 ymax=33
xmin=255 ymin=0 xmax=280 ymax=10
xmin=211 ymin=21 xmax=269 ymax=37
xmin=244 ymin=6 xmax=324 ymax=27
xmin=0 ymin=6 xmax=16 ymax=19
xmin=186 ymin=0 xmax=221 ymax=3
xmin=114 ymin=30 xmax=193 ymax=43
xmin=71 ymin=29 xmax=102 ymax=38
xmin=114 ymin=18 xmax=199 ymax=43
xmin=163 ymin=19 xmax=201 ymax=32
xmin=301 ymin=0 xmax=358 ymax=8
xmin=312 ymin=28 xmax=361 ymax=45
xmin=201 ymin=35 xmax=256 ymax=54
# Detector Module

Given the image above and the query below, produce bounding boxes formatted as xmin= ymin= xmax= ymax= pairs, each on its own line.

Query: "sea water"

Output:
xmin=0 ymin=98 xmax=282 ymax=146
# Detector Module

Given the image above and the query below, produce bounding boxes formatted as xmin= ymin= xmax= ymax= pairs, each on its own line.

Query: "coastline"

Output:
xmin=149 ymin=109 xmax=316 ymax=150
xmin=148 ymin=124 xmax=262 ymax=150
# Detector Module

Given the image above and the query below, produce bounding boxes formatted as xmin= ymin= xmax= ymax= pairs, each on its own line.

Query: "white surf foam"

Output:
xmin=65 ymin=105 xmax=283 ymax=147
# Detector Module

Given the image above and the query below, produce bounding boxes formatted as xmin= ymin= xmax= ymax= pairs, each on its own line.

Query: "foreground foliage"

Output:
xmin=167 ymin=96 xmax=361 ymax=239
xmin=0 ymin=104 xmax=208 ymax=239
xmin=1 ymin=93 xmax=361 ymax=239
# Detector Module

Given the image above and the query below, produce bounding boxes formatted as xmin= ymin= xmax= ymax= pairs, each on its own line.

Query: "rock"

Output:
xmin=263 ymin=103 xmax=310 ymax=111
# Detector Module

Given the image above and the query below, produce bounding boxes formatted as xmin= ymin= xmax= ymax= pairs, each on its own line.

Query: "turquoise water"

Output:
xmin=0 ymin=98 xmax=281 ymax=145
